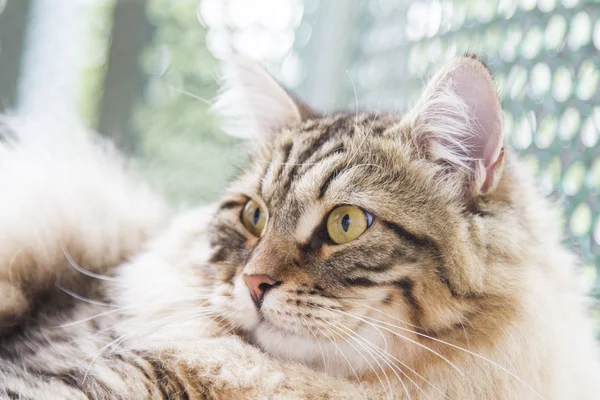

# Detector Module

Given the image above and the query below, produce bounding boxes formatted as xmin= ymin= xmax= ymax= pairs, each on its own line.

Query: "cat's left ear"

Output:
xmin=213 ymin=56 xmax=319 ymax=139
xmin=408 ymin=55 xmax=504 ymax=196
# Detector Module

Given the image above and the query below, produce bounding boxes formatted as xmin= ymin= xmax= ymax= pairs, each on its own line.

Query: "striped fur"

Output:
xmin=1 ymin=55 xmax=600 ymax=399
xmin=206 ymin=56 xmax=600 ymax=398
xmin=0 ymin=120 xmax=368 ymax=399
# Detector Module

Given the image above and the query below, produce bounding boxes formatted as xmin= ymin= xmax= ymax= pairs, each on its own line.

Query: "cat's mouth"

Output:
xmin=227 ymin=276 xmax=346 ymax=341
xmin=256 ymin=300 xmax=342 ymax=340
xmin=250 ymin=313 xmax=316 ymax=346
xmin=252 ymin=305 xmax=298 ymax=335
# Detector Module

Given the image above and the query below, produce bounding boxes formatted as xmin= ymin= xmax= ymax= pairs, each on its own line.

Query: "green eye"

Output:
xmin=242 ymin=200 xmax=267 ymax=236
xmin=326 ymin=205 xmax=373 ymax=244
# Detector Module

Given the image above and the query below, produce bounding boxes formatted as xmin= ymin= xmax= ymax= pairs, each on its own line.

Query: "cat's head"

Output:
xmin=204 ymin=55 xmax=528 ymax=376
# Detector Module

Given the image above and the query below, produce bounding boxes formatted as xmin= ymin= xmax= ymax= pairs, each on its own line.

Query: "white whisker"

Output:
xmin=168 ymin=85 xmax=213 ymax=106
xmin=314 ymin=324 xmax=366 ymax=398
xmin=319 ymin=320 xmax=390 ymax=400
xmin=57 ymin=308 xmax=126 ymax=328
xmin=327 ymin=320 xmax=397 ymax=399
xmin=55 ymin=284 xmax=116 ymax=308
xmin=306 ymin=325 xmax=328 ymax=373
xmin=334 ymin=308 xmax=542 ymax=399
xmin=62 ymin=246 xmax=117 ymax=282
xmin=331 ymin=314 xmax=448 ymax=400
xmin=319 ymin=306 xmax=464 ymax=377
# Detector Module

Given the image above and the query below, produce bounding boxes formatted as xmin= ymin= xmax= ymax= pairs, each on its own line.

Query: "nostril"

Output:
xmin=258 ymin=280 xmax=281 ymax=294
xmin=243 ymin=274 xmax=282 ymax=308
xmin=258 ymin=282 xmax=273 ymax=293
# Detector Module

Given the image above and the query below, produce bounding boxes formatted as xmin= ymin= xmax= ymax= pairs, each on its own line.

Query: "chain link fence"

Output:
xmin=294 ymin=0 xmax=600 ymax=317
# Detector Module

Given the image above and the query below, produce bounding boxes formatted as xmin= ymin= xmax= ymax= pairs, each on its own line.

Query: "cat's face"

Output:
xmin=206 ymin=55 xmax=515 ymax=376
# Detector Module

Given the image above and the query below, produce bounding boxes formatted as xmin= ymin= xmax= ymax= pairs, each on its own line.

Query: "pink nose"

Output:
xmin=243 ymin=274 xmax=279 ymax=308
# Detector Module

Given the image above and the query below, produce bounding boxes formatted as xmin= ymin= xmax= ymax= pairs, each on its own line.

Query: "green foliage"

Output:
xmin=133 ymin=0 xmax=244 ymax=207
xmin=78 ymin=0 xmax=114 ymax=130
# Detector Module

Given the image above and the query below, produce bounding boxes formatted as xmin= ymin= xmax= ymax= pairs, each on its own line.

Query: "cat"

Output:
xmin=0 ymin=118 xmax=167 ymax=332
xmin=1 ymin=54 xmax=599 ymax=399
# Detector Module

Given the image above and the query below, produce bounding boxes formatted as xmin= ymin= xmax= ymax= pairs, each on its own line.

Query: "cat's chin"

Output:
xmin=247 ymin=318 xmax=384 ymax=378
xmin=251 ymin=322 xmax=344 ymax=373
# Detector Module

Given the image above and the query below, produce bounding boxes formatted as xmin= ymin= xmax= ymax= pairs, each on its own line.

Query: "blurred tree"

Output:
xmin=0 ymin=0 xmax=32 ymax=111
xmin=97 ymin=0 xmax=149 ymax=153
xmin=133 ymin=0 xmax=243 ymax=207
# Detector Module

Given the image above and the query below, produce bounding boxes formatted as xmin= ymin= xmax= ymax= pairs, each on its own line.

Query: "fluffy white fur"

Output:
xmin=212 ymin=55 xmax=302 ymax=138
xmin=0 ymin=116 xmax=167 ymax=325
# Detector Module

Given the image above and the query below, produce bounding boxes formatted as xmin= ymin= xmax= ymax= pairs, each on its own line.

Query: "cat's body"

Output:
xmin=0 ymin=126 xmax=365 ymax=399
xmin=1 ymin=56 xmax=600 ymax=399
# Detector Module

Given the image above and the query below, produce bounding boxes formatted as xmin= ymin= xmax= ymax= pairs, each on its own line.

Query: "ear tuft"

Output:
xmin=212 ymin=56 xmax=308 ymax=139
xmin=408 ymin=56 xmax=504 ymax=195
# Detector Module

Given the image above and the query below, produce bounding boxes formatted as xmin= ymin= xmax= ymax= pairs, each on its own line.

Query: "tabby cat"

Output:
xmin=1 ymin=55 xmax=599 ymax=399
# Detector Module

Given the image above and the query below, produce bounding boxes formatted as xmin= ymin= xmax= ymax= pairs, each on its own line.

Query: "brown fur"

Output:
xmin=1 ymin=56 xmax=599 ymax=399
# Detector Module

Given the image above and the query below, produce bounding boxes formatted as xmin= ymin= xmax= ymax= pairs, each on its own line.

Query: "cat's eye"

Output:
xmin=241 ymin=200 xmax=267 ymax=237
xmin=326 ymin=205 xmax=373 ymax=245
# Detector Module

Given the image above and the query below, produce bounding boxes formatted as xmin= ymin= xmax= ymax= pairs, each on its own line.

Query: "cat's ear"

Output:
xmin=213 ymin=56 xmax=319 ymax=139
xmin=408 ymin=55 xmax=504 ymax=196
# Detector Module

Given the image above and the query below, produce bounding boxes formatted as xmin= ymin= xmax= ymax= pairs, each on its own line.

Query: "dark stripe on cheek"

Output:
xmin=344 ymin=277 xmax=378 ymax=287
xmin=383 ymin=221 xmax=436 ymax=249
xmin=354 ymin=263 xmax=393 ymax=273
xmin=435 ymin=265 xmax=460 ymax=298
xmin=209 ymin=247 xmax=228 ymax=263
xmin=393 ymin=279 xmax=422 ymax=325
xmin=210 ymin=224 xmax=247 ymax=249
xmin=382 ymin=293 xmax=394 ymax=305
xmin=382 ymin=222 xmax=459 ymax=297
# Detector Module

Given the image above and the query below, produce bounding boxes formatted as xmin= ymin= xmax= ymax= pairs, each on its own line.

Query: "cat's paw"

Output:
xmin=166 ymin=336 xmax=371 ymax=399
xmin=0 ymin=281 xmax=30 ymax=332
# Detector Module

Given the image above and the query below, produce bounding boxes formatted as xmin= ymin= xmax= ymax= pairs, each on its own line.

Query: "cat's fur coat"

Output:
xmin=1 ymin=56 xmax=600 ymax=399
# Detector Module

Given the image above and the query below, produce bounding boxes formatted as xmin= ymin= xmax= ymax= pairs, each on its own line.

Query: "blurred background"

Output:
xmin=0 ymin=0 xmax=599 ymax=325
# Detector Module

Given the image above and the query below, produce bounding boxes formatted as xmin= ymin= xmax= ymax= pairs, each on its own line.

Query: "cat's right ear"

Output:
xmin=407 ymin=55 xmax=505 ymax=197
xmin=213 ymin=56 xmax=319 ymax=139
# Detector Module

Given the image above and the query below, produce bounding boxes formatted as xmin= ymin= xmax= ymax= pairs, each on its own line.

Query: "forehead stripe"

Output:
xmin=274 ymin=141 xmax=293 ymax=182
xmin=294 ymin=116 xmax=347 ymax=167
xmin=297 ymin=143 xmax=345 ymax=177
xmin=318 ymin=165 xmax=343 ymax=199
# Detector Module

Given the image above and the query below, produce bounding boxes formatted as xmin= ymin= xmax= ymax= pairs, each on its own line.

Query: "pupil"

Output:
xmin=341 ymin=214 xmax=350 ymax=232
xmin=253 ymin=208 xmax=261 ymax=225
